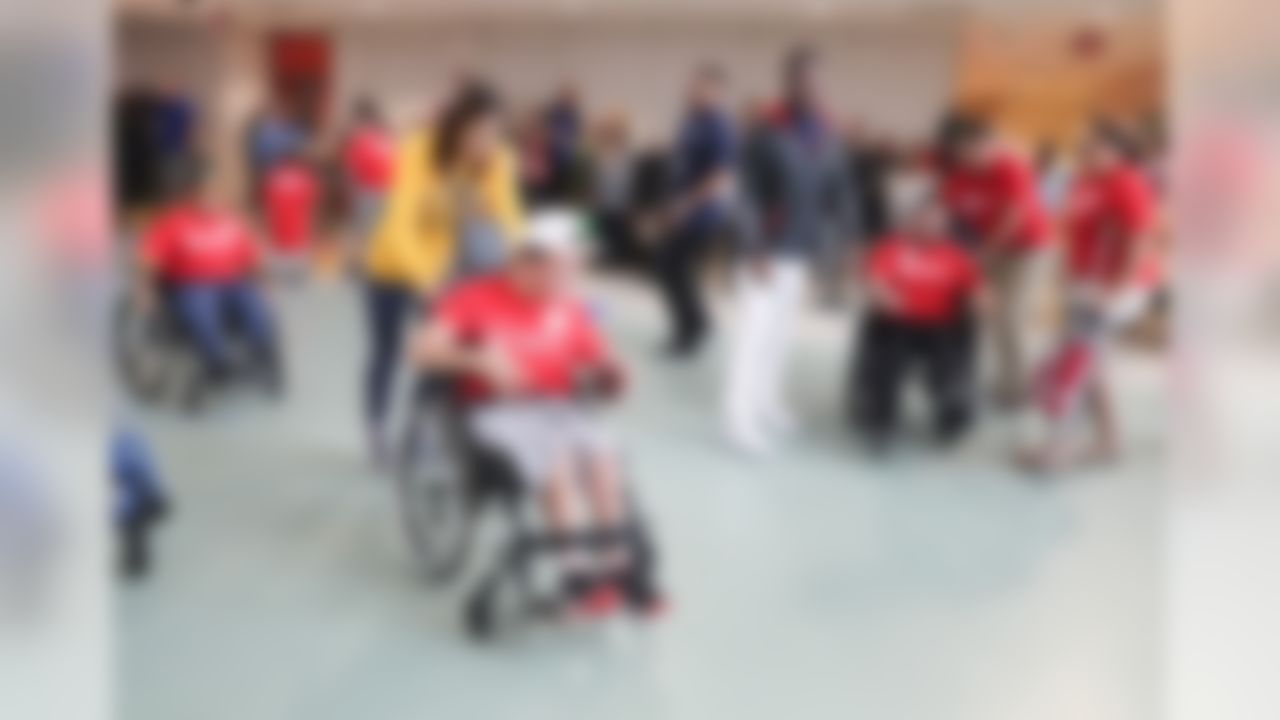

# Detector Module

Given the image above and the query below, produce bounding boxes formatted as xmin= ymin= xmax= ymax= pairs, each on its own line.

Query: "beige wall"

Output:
xmin=333 ymin=16 xmax=962 ymax=144
xmin=117 ymin=13 xmax=963 ymax=190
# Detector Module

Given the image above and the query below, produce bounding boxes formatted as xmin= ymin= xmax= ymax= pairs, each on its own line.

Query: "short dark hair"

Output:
xmin=434 ymin=80 xmax=501 ymax=170
xmin=935 ymin=110 xmax=990 ymax=168
xmin=353 ymin=95 xmax=382 ymax=125
xmin=1090 ymin=117 xmax=1142 ymax=162
xmin=784 ymin=44 xmax=819 ymax=82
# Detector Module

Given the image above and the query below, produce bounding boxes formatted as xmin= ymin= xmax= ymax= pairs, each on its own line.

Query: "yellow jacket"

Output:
xmin=364 ymin=128 xmax=523 ymax=290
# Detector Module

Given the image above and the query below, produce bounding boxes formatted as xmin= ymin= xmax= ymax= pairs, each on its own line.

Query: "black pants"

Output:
xmin=364 ymin=280 xmax=420 ymax=430
xmin=850 ymin=312 xmax=976 ymax=440
xmin=595 ymin=209 xmax=642 ymax=271
xmin=655 ymin=222 xmax=714 ymax=351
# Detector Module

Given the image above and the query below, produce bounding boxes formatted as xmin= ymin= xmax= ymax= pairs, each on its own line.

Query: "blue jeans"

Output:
xmin=112 ymin=427 xmax=164 ymax=526
xmin=363 ymin=281 xmax=420 ymax=430
xmin=171 ymin=280 xmax=276 ymax=376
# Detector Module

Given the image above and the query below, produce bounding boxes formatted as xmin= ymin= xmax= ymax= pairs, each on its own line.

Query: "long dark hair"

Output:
xmin=434 ymin=80 xmax=501 ymax=171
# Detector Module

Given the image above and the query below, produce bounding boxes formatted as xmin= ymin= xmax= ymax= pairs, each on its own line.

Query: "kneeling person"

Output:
xmin=854 ymin=191 xmax=983 ymax=449
xmin=414 ymin=210 xmax=661 ymax=618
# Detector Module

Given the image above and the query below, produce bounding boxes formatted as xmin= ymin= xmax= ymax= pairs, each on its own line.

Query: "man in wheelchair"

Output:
xmin=135 ymin=159 xmax=282 ymax=399
xmin=413 ymin=210 xmax=665 ymax=622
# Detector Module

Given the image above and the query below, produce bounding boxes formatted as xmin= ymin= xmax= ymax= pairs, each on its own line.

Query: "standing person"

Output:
xmin=845 ymin=121 xmax=893 ymax=241
xmin=340 ymin=97 xmax=395 ymax=266
xmin=262 ymin=151 xmax=320 ymax=267
xmin=245 ymin=99 xmax=306 ymax=211
xmin=937 ymin=114 xmax=1052 ymax=407
xmin=589 ymin=111 xmax=639 ymax=269
xmin=725 ymin=47 xmax=859 ymax=453
xmin=1020 ymin=121 xmax=1161 ymax=473
xmin=657 ymin=63 xmax=736 ymax=359
xmin=543 ymin=83 xmax=585 ymax=204
xmin=361 ymin=81 xmax=523 ymax=466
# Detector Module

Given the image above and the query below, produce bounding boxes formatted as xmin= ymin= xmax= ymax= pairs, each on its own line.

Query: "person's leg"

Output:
xmin=657 ymin=224 xmax=710 ymax=355
xmin=172 ymin=283 xmax=232 ymax=379
xmin=222 ymin=280 xmax=278 ymax=363
xmin=923 ymin=321 xmax=975 ymax=444
xmin=363 ymin=281 xmax=415 ymax=462
xmin=994 ymin=249 xmax=1048 ymax=407
xmin=724 ymin=264 xmax=776 ymax=452
xmin=855 ymin=314 xmax=905 ymax=444
xmin=757 ymin=259 xmax=808 ymax=434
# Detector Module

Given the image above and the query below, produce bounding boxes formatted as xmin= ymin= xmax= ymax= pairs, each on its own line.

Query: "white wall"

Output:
xmin=335 ymin=17 xmax=962 ymax=144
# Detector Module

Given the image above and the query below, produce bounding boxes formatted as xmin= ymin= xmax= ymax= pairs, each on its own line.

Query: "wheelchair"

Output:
xmin=395 ymin=375 xmax=662 ymax=641
xmin=113 ymin=281 xmax=284 ymax=411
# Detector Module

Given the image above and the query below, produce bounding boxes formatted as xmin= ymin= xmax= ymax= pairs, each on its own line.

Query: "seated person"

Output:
xmin=138 ymin=159 xmax=280 ymax=390
xmin=413 ymin=209 xmax=662 ymax=619
xmin=853 ymin=189 xmax=984 ymax=450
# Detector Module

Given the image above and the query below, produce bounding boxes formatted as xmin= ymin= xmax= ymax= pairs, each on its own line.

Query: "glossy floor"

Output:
xmin=118 ymin=275 xmax=1164 ymax=720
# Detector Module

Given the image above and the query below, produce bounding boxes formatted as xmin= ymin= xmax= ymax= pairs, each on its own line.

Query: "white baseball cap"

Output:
xmin=520 ymin=208 xmax=586 ymax=260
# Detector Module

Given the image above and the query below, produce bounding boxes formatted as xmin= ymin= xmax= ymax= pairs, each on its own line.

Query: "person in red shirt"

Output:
xmin=852 ymin=188 xmax=985 ymax=450
xmin=938 ymin=114 xmax=1052 ymax=407
xmin=1020 ymin=120 xmax=1160 ymax=473
xmin=413 ymin=210 xmax=662 ymax=619
xmin=139 ymin=159 xmax=279 ymax=390
xmin=341 ymin=98 xmax=394 ymax=256
xmin=263 ymin=151 xmax=319 ymax=257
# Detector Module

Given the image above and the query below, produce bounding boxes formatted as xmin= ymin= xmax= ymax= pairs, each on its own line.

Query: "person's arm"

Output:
xmin=134 ymin=218 xmax=171 ymax=310
xmin=670 ymin=117 xmax=735 ymax=223
xmin=986 ymin=157 xmax=1036 ymax=251
xmin=573 ymin=309 xmax=628 ymax=401
xmin=737 ymin=132 xmax=781 ymax=275
xmin=1102 ymin=172 xmax=1157 ymax=295
xmin=863 ymin=246 xmax=900 ymax=314
xmin=829 ymin=145 xmax=865 ymax=254
xmin=413 ymin=318 xmax=522 ymax=394
xmin=486 ymin=145 xmax=526 ymax=250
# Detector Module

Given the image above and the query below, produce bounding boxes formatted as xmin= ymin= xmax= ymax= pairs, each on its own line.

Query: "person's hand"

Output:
xmin=474 ymin=343 xmax=523 ymax=395
xmin=869 ymin=282 xmax=900 ymax=314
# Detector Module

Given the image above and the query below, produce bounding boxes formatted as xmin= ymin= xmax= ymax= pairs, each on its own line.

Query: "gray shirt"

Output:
xmin=738 ymin=118 xmax=861 ymax=259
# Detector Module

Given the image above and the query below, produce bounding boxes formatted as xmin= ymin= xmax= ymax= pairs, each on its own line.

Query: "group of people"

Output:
xmin=117 ymin=43 xmax=1163 ymax=596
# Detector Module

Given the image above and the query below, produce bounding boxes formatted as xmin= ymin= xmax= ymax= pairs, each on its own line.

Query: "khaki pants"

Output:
xmin=984 ymin=247 xmax=1053 ymax=403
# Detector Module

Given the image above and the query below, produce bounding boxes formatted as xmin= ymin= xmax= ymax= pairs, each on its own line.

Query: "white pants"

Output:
xmin=723 ymin=258 xmax=809 ymax=439
xmin=469 ymin=401 xmax=616 ymax=487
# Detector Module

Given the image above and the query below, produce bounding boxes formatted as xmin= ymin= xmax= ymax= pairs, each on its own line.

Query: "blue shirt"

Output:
xmin=674 ymin=105 xmax=735 ymax=230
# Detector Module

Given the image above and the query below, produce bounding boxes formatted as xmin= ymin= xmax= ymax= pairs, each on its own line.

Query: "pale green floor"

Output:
xmin=119 ymin=275 xmax=1165 ymax=720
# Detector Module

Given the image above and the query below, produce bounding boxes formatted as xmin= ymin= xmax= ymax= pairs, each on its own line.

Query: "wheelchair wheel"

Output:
xmin=113 ymin=297 xmax=196 ymax=405
xmin=465 ymin=585 xmax=496 ymax=641
xmin=396 ymin=400 xmax=477 ymax=585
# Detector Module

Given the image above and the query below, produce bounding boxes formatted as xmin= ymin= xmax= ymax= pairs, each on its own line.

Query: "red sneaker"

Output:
xmin=568 ymin=584 xmax=623 ymax=621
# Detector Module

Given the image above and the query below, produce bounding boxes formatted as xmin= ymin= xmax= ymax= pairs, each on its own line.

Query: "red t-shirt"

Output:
xmin=1064 ymin=164 xmax=1160 ymax=288
xmin=343 ymin=126 xmax=394 ymax=192
xmin=264 ymin=162 xmax=319 ymax=252
xmin=942 ymin=151 xmax=1051 ymax=250
xmin=434 ymin=275 xmax=610 ymax=399
xmin=140 ymin=204 xmax=259 ymax=283
xmin=866 ymin=235 xmax=980 ymax=325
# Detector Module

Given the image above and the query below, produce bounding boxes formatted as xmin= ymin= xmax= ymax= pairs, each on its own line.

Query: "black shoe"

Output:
xmin=661 ymin=336 xmax=703 ymax=361
xmin=862 ymin=429 xmax=895 ymax=458
xmin=120 ymin=522 xmax=151 ymax=579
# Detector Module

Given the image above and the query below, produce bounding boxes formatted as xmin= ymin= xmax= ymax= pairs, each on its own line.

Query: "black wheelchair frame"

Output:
xmin=395 ymin=376 xmax=660 ymax=641
xmin=113 ymin=281 xmax=283 ymax=411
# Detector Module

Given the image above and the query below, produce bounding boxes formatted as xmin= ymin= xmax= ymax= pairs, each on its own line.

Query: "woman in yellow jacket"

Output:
xmin=363 ymin=82 xmax=523 ymax=463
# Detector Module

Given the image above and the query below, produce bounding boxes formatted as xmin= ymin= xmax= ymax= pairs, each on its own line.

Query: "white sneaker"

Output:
xmin=725 ymin=423 xmax=776 ymax=457
xmin=762 ymin=407 xmax=800 ymax=437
